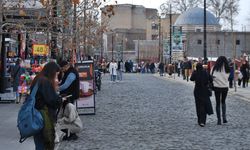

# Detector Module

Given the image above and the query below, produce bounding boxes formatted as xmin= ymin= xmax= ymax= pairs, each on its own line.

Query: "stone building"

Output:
xmin=101 ymin=4 xmax=179 ymax=62
xmin=174 ymin=7 xmax=250 ymax=61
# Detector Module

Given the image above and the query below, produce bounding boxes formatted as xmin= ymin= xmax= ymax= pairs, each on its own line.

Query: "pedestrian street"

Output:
xmin=59 ymin=73 xmax=250 ymax=150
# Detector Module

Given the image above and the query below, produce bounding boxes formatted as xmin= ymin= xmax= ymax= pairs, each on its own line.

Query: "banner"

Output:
xmin=75 ymin=60 xmax=95 ymax=115
xmin=172 ymin=26 xmax=183 ymax=51
xmin=32 ymin=44 xmax=49 ymax=56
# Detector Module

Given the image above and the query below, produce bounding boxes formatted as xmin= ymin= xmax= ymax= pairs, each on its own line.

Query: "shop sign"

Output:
xmin=32 ymin=44 xmax=49 ymax=56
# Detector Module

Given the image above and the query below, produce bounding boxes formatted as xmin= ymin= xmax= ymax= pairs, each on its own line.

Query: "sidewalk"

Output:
xmin=0 ymin=104 xmax=34 ymax=150
xmin=0 ymin=87 xmax=16 ymax=102
xmin=154 ymin=73 xmax=250 ymax=102
xmin=0 ymin=103 xmax=62 ymax=150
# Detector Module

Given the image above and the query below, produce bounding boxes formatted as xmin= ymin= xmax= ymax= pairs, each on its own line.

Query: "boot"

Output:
xmin=222 ymin=104 xmax=228 ymax=123
xmin=216 ymin=106 xmax=221 ymax=125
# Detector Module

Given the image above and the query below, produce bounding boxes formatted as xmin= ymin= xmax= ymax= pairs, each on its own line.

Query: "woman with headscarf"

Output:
xmin=190 ymin=63 xmax=213 ymax=127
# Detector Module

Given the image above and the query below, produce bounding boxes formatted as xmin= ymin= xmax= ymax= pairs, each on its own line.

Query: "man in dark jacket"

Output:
xmin=59 ymin=61 xmax=80 ymax=104
xmin=158 ymin=62 xmax=164 ymax=76
xmin=11 ymin=59 xmax=25 ymax=102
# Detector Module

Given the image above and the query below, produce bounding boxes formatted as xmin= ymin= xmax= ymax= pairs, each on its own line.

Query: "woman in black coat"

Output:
xmin=190 ymin=63 xmax=213 ymax=127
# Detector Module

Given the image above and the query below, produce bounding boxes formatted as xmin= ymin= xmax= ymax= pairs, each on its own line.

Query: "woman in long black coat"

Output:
xmin=190 ymin=63 xmax=213 ymax=127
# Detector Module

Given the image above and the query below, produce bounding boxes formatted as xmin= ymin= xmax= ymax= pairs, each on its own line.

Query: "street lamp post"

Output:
xmin=122 ymin=37 xmax=127 ymax=61
xmin=138 ymin=39 xmax=140 ymax=64
xmin=158 ymin=16 xmax=161 ymax=62
xmin=204 ymin=0 xmax=207 ymax=64
xmin=111 ymin=33 xmax=114 ymax=61
xmin=169 ymin=4 xmax=172 ymax=64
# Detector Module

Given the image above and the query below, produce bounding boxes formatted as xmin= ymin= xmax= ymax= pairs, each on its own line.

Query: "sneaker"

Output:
xmin=199 ymin=123 xmax=205 ymax=127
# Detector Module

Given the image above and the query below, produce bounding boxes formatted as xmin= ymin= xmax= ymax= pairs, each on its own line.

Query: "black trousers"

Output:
xmin=242 ymin=76 xmax=248 ymax=88
xmin=229 ymin=79 xmax=233 ymax=88
xmin=195 ymin=97 xmax=207 ymax=124
xmin=214 ymin=88 xmax=228 ymax=121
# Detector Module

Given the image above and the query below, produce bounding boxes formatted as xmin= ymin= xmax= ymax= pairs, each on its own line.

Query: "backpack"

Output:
xmin=17 ymin=83 xmax=44 ymax=143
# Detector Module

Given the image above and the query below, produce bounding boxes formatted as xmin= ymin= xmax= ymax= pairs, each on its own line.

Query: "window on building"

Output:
xmin=217 ymin=40 xmax=220 ymax=45
xmin=236 ymin=40 xmax=240 ymax=45
xmin=152 ymin=24 xmax=159 ymax=30
xmin=195 ymin=28 xmax=202 ymax=32
xmin=152 ymin=35 xmax=158 ymax=40
xmin=197 ymin=39 xmax=202 ymax=45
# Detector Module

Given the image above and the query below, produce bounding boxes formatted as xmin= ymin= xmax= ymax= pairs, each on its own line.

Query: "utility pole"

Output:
xmin=0 ymin=0 xmax=5 ymax=92
xmin=83 ymin=0 xmax=87 ymax=57
xmin=169 ymin=4 xmax=172 ymax=64
xmin=204 ymin=0 xmax=207 ymax=64
xmin=158 ymin=16 xmax=161 ymax=62
xmin=233 ymin=32 xmax=237 ymax=92
xmin=111 ymin=33 xmax=113 ymax=61
xmin=73 ymin=2 xmax=77 ymax=63
xmin=138 ymin=39 xmax=140 ymax=64
xmin=51 ymin=0 xmax=58 ymax=59
xmin=121 ymin=37 xmax=123 ymax=61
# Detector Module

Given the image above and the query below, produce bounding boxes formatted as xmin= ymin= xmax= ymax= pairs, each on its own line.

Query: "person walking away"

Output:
xmin=158 ymin=62 xmax=164 ymax=76
xmin=150 ymin=62 xmax=155 ymax=74
xmin=211 ymin=56 xmax=230 ymax=125
xmin=109 ymin=60 xmax=117 ymax=82
xmin=240 ymin=59 xmax=249 ymax=88
xmin=101 ymin=61 xmax=106 ymax=75
xmin=183 ymin=57 xmax=191 ymax=81
xmin=190 ymin=63 xmax=213 ymax=127
xmin=11 ymin=59 xmax=25 ymax=103
xmin=129 ymin=60 xmax=133 ymax=73
xmin=30 ymin=62 xmax=62 ymax=150
xmin=168 ymin=64 xmax=174 ymax=77
xmin=117 ymin=60 xmax=124 ymax=81
xmin=177 ymin=60 xmax=181 ymax=77
xmin=124 ymin=60 xmax=129 ymax=73
xmin=59 ymin=61 xmax=80 ymax=104
xmin=57 ymin=98 xmax=83 ymax=141
xmin=228 ymin=63 xmax=234 ymax=88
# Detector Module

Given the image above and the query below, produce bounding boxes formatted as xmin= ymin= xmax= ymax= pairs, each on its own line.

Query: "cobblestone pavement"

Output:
xmin=59 ymin=73 xmax=250 ymax=150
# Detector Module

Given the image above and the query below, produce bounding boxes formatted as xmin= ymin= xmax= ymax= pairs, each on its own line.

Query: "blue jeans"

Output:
xmin=111 ymin=75 xmax=116 ymax=81
xmin=34 ymin=132 xmax=45 ymax=150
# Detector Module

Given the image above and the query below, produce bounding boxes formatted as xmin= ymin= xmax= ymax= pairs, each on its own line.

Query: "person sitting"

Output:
xmin=57 ymin=97 xmax=83 ymax=141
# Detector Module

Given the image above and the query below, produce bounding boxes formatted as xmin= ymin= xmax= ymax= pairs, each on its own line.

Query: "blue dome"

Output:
xmin=175 ymin=7 xmax=219 ymax=26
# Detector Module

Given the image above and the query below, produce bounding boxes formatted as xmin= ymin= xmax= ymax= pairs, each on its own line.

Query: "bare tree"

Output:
xmin=1 ymin=0 xmax=116 ymax=60
xmin=208 ymin=0 xmax=239 ymax=30
xmin=223 ymin=0 xmax=239 ymax=31
xmin=160 ymin=0 xmax=202 ymax=14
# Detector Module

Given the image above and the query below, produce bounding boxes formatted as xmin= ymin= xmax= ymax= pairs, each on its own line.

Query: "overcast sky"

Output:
xmin=108 ymin=0 xmax=249 ymax=31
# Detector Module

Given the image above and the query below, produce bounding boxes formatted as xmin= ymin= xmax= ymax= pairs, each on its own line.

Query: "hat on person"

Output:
xmin=59 ymin=60 xmax=69 ymax=68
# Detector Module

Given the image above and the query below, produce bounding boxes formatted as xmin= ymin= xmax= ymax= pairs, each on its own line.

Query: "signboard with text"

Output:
xmin=172 ymin=26 xmax=183 ymax=51
xmin=32 ymin=44 xmax=49 ymax=56
xmin=75 ymin=60 xmax=95 ymax=115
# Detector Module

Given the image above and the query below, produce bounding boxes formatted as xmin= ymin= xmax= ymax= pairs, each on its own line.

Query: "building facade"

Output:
xmin=173 ymin=7 xmax=250 ymax=61
xmin=101 ymin=4 xmax=180 ymax=62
